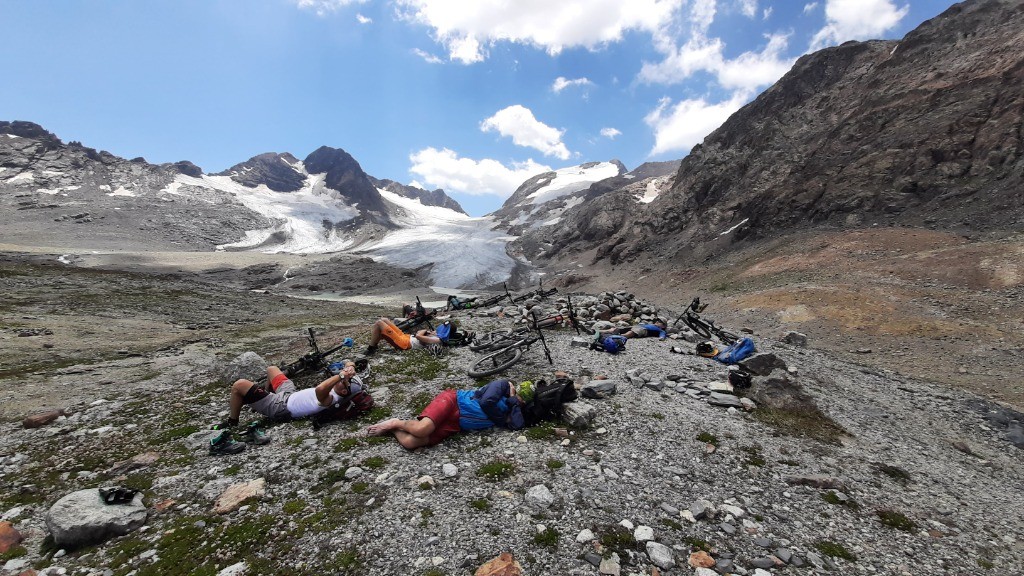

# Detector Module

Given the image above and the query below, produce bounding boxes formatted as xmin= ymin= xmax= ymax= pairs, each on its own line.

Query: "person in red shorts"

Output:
xmin=366 ymin=379 xmax=525 ymax=449
xmin=363 ymin=317 xmax=441 ymax=355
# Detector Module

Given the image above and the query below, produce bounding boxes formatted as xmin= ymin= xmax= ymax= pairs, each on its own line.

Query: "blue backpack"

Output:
xmin=435 ymin=320 xmax=454 ymax=342
xmin=714 ymin=337 xmax=756 ymax=364
xmin=593 ymin=334 xmax=627 ymax=354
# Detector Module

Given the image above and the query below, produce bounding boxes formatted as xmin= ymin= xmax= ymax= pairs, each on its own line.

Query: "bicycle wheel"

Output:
xmin=469 ymin=327 xmax=529 ymax=352
xmin=467 ymin=347 xmax=523 ymax=378
xmin=714 ymin=329 xmax=740 ymax=345
xmin=684 ymin=316 xmax=713 ymax=339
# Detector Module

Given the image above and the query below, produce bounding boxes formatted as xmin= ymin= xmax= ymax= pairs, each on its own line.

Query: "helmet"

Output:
xmin=696 ymin=341 xmax=719 ymax=357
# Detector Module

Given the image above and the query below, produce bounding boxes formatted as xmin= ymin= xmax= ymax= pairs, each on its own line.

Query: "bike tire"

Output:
xmin=467 ymin=347 xmax=524 ymax=378
xmin=715 ymin=329 xmax=740 ymax=345
xmin=469 ymin=327 xmax=530 ymax=352
xmin=684 ymin=317 xmax=713 ymax=339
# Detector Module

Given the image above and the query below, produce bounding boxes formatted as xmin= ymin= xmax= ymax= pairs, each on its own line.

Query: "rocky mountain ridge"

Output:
xmin=521 ymin=0 xmax=1024 ymax=268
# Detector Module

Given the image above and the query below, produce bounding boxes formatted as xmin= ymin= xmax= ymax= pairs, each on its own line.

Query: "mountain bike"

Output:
xmin=470 ymin=296 xmax=581 ymax=353
xmin=673 ymin=297 xmax=739 ymax=344
xmin=395 ymin=296 xmax=440 ymax=332
xmin=445 ymin=283 xmax=516 ymax=311
xmin=273 ymin=328 xmax=364 ymax=383
xmin=467 ymin=312 xmax=554 ymax=378
xmin=509 ymin=280 xmax=558 ymax=304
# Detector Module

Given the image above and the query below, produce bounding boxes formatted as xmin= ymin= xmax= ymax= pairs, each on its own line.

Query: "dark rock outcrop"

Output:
xmin=217 ymin=152 xmax=305 ymax=192
xmin=304 ymin=146 xmax=390 ymax=219
xmin=525 ymin=0 xmax=1024 ymax=266
xmin=369 ymin=177 xmax=467 ymax=214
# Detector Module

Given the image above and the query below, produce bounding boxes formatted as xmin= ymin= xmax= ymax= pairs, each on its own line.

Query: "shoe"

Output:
xmin=99 ymin=486 xmax=139 ymax=505
xmin=364 ymin=345 xmax=378 ymax=357
xmin=236 ymin=422 xmax=271 ymax=446
xmin=211 ymin=420 xmax=237 ymax=431
xmin=209 ymin=431 xmax=246 ymax=456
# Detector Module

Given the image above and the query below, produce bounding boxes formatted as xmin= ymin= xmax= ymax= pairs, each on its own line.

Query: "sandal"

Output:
xmin=99 ymin=486 xmax=139 ymax=505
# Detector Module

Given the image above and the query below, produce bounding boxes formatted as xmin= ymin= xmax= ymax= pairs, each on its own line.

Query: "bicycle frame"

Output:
xmin=529 ymin=295 xmax=581 ymax=334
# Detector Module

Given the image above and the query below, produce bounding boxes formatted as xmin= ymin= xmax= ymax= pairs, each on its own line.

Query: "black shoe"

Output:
xmin=364 ymin=345 xmax=378 ymax=357
xmin=236 ymin=422 xmax=271 ymax=446
xmin=209 ymin=431 xmax=246 ymax=456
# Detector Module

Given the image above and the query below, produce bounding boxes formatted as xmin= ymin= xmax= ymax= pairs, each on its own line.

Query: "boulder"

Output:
xmin=475 ymin=552 xmax=522 ymax=576
xmin=524 ymin=485 xmax=555 ymax=510
xmin=45 ymin=489 xmax=148 ymax=548
xmin=213 ymin=478 xmax=266 ymax=514
xmin=0 ymin=521 xmax=24 ymax=553
xmin=23 ymin=409 xmax=67 ymax=429
xmin=646 ymin=541 xmax=675 ymax=569
xmin=562 ymin=402 xmax=598 ymax=428
xmin=707 ymin=392 xmax=743 ymax=408
xmin=739 ymin=353 xmax=788 ymax=376
xmin=580 ymin=379 xmax=618 ymax=399
xmin=782 ymin=331 xmax=808 ymax=347
xmin=748 ymin=371 xmax=814 ymax=411
xmin=219 ymin=352 xmax=267 ymax=385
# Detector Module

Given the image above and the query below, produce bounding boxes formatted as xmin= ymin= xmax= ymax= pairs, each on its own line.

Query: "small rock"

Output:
xmin=584 ymin=552 xmax=602 ymax=566
xmin=721 ymin=505 xmax=745 ymax=519
xmin=688 ymin=550 xmax=715 ymax=568
xmin=213 ymin=478 xmax=266 ymax=514
xmin=708 ymin=381 xmax=734 ymax=393
xmin=782 ymin=331 xmax=807 ymax=347
xmin=740 ymin=398 xmax=757 ymax=411
xmin=689 ymin=501 xmax=708 ymax=520
xmin=750 ymin=557 xmax=775 ymax=569
xmin=576 ymin=529 xmax=595 ymax=543
xmin=646 ymin=541 xmax=675 ymax=569
xmin=694 ymin=569 xmax=717 ymax=576
xmin=417 ymin=475 xmax=436 ymax=489
xmin=752 ymin=569 xmax=773 ymax=576
xmin=618 ymin=519 xmax=634 ymax=530
xmin=719 ymin=522 xmax=737 ymax=535
xmin=525 ymin=485 xmax=555 ymax=510
xmin=707 ymin=392 xmax=743 ymax=408
xmin=775 ymin=548 xmax=793 ymax=563
xmin=633 ymin=525 xmax=654 ymax=542
xmin=442 ymin=464 xmax=458 ymax=477
xmin=659 ymin=503 xmax=679 ymax=516
xmin=598 ymin=556 xmax=621 ymax=576
xmin=344 ymin=467 xmax=363 ymax=480
xmin=0 ymin=521 xmax=25 ymax=553
xmin=474 ymin=552 xmax=522 ymax=576
xmin=753 ymin=536 xmax=772 ymax=548
xmin=217 ymin=562 xmax=246 ymax=576
xmin=23 ymin=409 xmax=67 ymax=429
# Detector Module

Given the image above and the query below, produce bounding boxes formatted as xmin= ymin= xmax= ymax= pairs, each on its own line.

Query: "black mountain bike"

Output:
xmin=467 ymin=312 xmax=554 ymax=378
xmin=276 ymin=328 xmax=363 ymax=381
xmin=445 ymin=283 xmax=516 ymax=311
xmin=471 ymin=296 xmax=581 ymax=352
xmin=527 ymin=295 xmax=581 ymax=333
xmin=509 ymin=280 xmax=558 ymax=304
xmin=674 ymin=297 xmax=739 ymax=344
xmin=395 ymin=296 xmax=440 ymax=332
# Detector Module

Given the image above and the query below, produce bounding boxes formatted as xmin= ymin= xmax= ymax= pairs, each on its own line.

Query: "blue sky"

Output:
xmin=1 ymin=0 xmax=956 ymax=215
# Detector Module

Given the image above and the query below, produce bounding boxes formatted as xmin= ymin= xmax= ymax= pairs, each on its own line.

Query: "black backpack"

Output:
xmin=523 ymin=377 xmax=578 ymax=427
xmin=436 ymin=320 xmax=473 ymax=347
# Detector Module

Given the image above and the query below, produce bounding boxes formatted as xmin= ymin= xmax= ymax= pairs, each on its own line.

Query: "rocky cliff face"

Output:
xmin=526 ymin=0 xmax=1024 ymax=266
xmin=368 ymin=177 xmax=467 ymax=215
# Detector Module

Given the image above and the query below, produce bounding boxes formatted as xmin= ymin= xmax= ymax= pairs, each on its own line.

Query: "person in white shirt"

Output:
xmin=222 ymin=361 xmax=362 ymax=425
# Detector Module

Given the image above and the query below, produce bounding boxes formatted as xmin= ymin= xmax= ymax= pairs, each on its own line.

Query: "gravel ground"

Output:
xmin=2 ymin=291 xmax=1023 ymax=576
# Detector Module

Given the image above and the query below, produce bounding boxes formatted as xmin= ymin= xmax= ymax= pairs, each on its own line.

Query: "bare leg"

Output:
xmin=229 ymin=379 xmax=255 ymax=421
xmin=366 ymin=417 xmax=437 ymax=449
xmin=266 ymin=365 xmax=285 ymax=390
xmin=394 ymin=430 xmax=432 ymax=449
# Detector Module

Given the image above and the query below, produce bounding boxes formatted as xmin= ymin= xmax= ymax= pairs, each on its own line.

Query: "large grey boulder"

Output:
xmin=739 ymin=352 xmax=788 ymax=376
xmin=562 ymin=402 xmax=598 ymax=428
xmin=46 ymin=489 xmax=148 ymax=547
xmin=219 ymin=352 xmax=267 ymax=384
xmin=580 ymin=379 xmax=619 ymax=399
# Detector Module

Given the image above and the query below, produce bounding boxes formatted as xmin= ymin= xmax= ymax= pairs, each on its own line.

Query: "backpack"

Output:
xmin=591 ymin=334 xmax=627 ymax=354
xmin=714 ymin=337 xmax=756 ymax=364
xmin=523 ymin=377 xmax=578 ymax=426
xmin=436 ymin=320 xmax=472 ymax=347
xmin=310 ymin=381 xmax=375 ymax=429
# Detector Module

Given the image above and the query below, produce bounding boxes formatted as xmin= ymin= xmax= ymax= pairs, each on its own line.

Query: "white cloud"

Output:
xmin=293 ymin=0 xmax=366 ymax=17
xmin=413 ymin=48 xmax=444 ymax=64
xmin=552 ymin=76 xmax=594 ymax=93
xmin=739 ymin=0 xmax=758 ymax=18
xmin=716 ymin=33 xmax=794 ymax=91
xmin=690 ymin=0 xmax=718 ymax=33
xmin=408 ymin=147 xmax=551 ymax=198
xmin=810 ymin=0 xmax=909 ymax=50
xmin=644 ymin=93 xmax=747 ymax=156
xmin=803 ymin=2 xmax=818 ymax=14
xmin=600 ymin=127 xmax=622 ymax=139
xmin=356 ymin=13 xmax=372 ymax=24
xmin=395 ymin=0 xmax=684 ymax=64
xmin=480 ymin=105 xmax=572 ymax=160
xmin=762 ymin=7 xmax=772 ymax=19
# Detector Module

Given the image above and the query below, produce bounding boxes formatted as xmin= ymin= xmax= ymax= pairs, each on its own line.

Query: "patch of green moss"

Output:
xmin=470 ymin=498 xmax=491 ymax=511
xmin=423 ymin=570 xmax=446 ymax=576
xmin=525 ymin=423 xmax=556 ymax=440
xmin=365 ymin=405 xmax=392 ymax=421
xmin=475 ymin=459 xmax=516 ymax=482
xmin=0 ymin=546 xmax=27 ymax=561
xmin=752 ymin=406 xmax=847 ymax=445
xmin=876 ymin=509 xmax=918 ymax=532
xmin=321 ymin=468 xmax=348 ymax=485
xmin=813 ymin=540 xmax=857 ymax=562
xmin=406 ymin=391 xmax=434 ymax=413
xmin=742 ymin=445 xmax=766 ymax=467
xmin=351 ymin=482 xmax=369 ymax=494
xmin=821 ymin=491 xmax=859 ymax=510
xmin=282 ymin=500 xmax=306 ymax=515
xmin=598 ymin=524 xmax=635 ymax=552
xmin=651 ymin=412 xmax=665 ymax=420
xmin=684 ymin=537 xmax=712 ymax=553
xmin=660 ymin=518 xmax=682 ymax=530
xmin=977 ymin=558 xmax=994 ymax=570
xmin=223 ymin=465 xmax=241 ymax=477
xmin=361 ymin=456 xmax=386 ymax=469
xmin=546 ymin=459 xmax=565 ymax=470
xmin=533 ymin=526 xmax=559 ymax=548
xmin=696 ymin=431 xmax=718 ymax=445
xmin=153 ymin=424 xmax=200 ymax=444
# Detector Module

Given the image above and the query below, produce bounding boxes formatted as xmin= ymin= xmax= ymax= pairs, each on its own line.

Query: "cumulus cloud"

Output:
xmin=810 ymin=0 xmax=909 ymax=50
xmin=356 ymin=13 xmax=372 ymax=24
xmin=803 ymin=2 xmax=818 ymax=14
xmin=480 ymin=105 xmax=572 ymax=160
xmin=716 ymin=33 xmax=794 ymax=91
xmin=408 ymin=147 xmax=550 ymax=198
xmin=552 ymin=76 xmax=594 ymax=93
xmin=395 ymin=0 xmax=683 ymax=64
xmin=413 ymin=48 xmax=444 ymax=64
xmin=739 ymin=0 xmax=758 ymax=18
xmin=600 ymin=127 xmax=622 ymax=139
xmin=640 ymin=32 xmax=794 ymax=93
xmin=644 ymin=93 xmax=747 ymax=156
xmin=293 ymin=0 xmax=366 ymax=17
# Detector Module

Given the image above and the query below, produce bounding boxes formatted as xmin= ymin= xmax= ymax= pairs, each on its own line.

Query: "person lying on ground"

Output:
xmin=599 ymin=320 xmax=668 ymax=340
xmin=364 ymin=317 xmax=440 ymax=355
xmin=366 ymin=379 xmax=525 ymax=449
xmin=220 ymin=361 xmax=364 ymax=427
